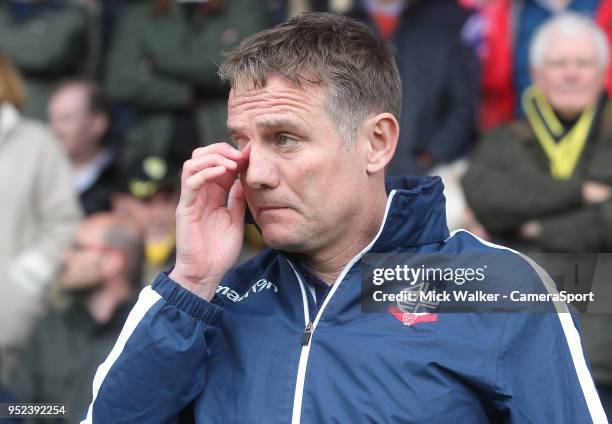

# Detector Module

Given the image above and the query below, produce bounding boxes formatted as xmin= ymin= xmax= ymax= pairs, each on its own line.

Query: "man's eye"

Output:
xmin=577 ymin=58 xmax=597 ymax=68
xmin=233 ymin=138 xmax=247 ymax=150
xmin=548 ymin=59 xmax=567 ymax=68
xmin=278 ymin=135 xmax=297 ymax=147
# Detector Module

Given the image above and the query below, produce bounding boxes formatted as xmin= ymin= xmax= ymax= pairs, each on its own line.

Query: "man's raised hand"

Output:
xmin=169 ymin=143 xmax=250 ymax=301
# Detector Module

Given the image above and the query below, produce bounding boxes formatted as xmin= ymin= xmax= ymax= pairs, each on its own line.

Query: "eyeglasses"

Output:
xmin=69 ymin=241 xmax=114 ymax=253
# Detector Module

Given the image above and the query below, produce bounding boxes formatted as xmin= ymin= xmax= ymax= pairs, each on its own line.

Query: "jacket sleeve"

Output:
xmin=462 ymin=127 xmax=583 ymax=234
xmin=81 ymin=273 xmax=223 ymax=423
xmin=32 ymin=130 xmax=83 ymax=270
xmin=491 ymin=265 xmax=607 ymax=423
xmin=534 ymin=200 xmax=612 ymax=252
xmin=9 ymin=126 xmax=82 ymax=295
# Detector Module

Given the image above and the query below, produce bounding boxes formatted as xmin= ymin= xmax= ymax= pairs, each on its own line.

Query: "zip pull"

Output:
xmin=301 ymin=322 xmax=313 ymax=346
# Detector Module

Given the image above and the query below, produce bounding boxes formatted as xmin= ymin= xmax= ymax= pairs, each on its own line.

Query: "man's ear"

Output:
xmin=362 ymin=113 xmax=399 ymax=174
xmin=101 ymin=249 xmax=126 ymax=280
xmin=530 ymin=65 xmax=544 ymax=89
xmin=91 ymin=112 xmax=110 ymax=139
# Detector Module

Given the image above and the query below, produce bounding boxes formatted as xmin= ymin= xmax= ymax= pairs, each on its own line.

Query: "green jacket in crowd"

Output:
xmin=462 ymin=100 xmax=612 ymax=253
xmin=104 ymin=0 xmax=266 ymax=162
xmin=7 ymin=296 xmax=136 ymax=424
xmin=0 ymin=0 xmax=91 ymax=120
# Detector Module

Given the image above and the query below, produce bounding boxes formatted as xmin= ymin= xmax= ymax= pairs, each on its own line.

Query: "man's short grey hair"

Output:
xmin=104 ymin=223 xmax=144 ymax=287
xmin=529 ymin=12 xmax=609 ymax=69
xmin=219 ymin=12 xmax=402 ymax=148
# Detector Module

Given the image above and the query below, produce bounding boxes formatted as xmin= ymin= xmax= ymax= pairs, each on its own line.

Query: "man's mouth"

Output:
xmin=258 ymin=205 xmax=290 ymax=212
xmin=558 ymin=86 xmax=584 ymax=93
xmin=257 ymin=205 xmax=293 ymax=217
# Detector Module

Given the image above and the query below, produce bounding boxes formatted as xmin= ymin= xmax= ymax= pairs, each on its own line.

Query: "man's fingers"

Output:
xmin=188 ymin=142 xmax=250 ymax=175
xmin=227 ymin=179 xmax=246 ymax=225
xmin=191 ymin=143 xmax=242 ymax=160
xmin=181 ymin=154 xmax=238 ymax=185
xmin=178 ymin=142 xmax=250 ymax=210
xmin=236 ymin=143 xmax=251 ymax=173
xmin=180 ymin=166 xmax=227 ymax=207
xmin=185 ymin=154 xmax=238 ymax=174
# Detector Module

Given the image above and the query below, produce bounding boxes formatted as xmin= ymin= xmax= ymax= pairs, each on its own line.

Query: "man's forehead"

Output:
xmin=229 ymin=81 xmax=322 ymax=104
xmin=544 ymin=30 xmax=599 ymax=59
xmin=227 ymin=75 xmax=326 ymax=130
xmin=51 ymin=85 xmax=89 ymax=112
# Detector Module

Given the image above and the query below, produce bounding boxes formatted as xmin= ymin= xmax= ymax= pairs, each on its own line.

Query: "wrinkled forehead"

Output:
xmin=227 ymin=75 xmax=329 ymax=128
xmin=228 ymin=74 xmax=327 ymax=104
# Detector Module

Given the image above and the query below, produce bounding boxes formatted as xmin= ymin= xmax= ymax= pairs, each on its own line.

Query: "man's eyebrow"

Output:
xmin=227 ymin=124 xmax=245 ymax=135
xmin=257 ymin=118 xmax=305 ymax=133
xmin=227 ymin=119 xmax=306 ymax=135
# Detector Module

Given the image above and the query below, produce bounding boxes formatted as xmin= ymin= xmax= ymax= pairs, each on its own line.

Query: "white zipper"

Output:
xmin=288 ymin=264 xmax=313 ymax=424
xmin=289 ymin=190 xmax=397 ymax=424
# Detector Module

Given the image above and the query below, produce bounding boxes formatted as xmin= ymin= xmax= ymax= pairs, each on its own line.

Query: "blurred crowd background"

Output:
xmin=1 ymin=0 xmax=612 ymax=422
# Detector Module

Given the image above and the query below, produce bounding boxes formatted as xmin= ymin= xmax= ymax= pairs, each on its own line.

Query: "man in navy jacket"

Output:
xmin=81 ymin=13 xmax=607 ymax=423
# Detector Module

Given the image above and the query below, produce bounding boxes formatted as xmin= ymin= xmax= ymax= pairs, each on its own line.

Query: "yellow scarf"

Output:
xmin=145 ymin=233 xmax=176 ymax=266
xmin=522 ymin=86 xmax=595 ymax=180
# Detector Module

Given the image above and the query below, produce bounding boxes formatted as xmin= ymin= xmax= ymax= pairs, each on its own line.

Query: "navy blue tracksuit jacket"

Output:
xmin=81 ymin=176 xmax=607 ymax=423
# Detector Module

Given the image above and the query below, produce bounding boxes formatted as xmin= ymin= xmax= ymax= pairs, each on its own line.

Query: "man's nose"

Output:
xmin=244 ymin=143 xmax=279 ymax=190
xmin=562 ymin=62 xmax=582 ymax=82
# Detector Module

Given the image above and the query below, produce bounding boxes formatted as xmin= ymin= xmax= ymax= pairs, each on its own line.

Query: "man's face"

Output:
xmin=48 ymin=85 xmax=104 ymax=161
xmin=59 ymin=221 xmax=107 ymax=290
xmin=533 ymin=29 xmax=605 ymax=118
xmin=227 ymin=75 xmax=368 ymax=254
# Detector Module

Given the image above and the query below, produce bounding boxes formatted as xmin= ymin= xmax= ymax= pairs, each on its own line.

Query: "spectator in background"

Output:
xmin=462 ymin=0 xmax=612 ymax=129
xmin=513 ymin=0 xmax=607 ymax=117
xmin=0 ymin=0 xmax=94 ymax=121
xmin=104 ymin=0 xmax=267 ymax=165
xmin=6 ymin=213 xmax=143 ymax=424
xmin=0 ymin=55 xmax=82 ymax=384
xmin=463 ymin=13 xmax=612 ymax=252
xmin=112 ymin=155 xmax=179 ymax=282
xmin=348 ymin=0 xmax=479 ymax=175
xmin=48 ymin=79 xmax=118 ymax=215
